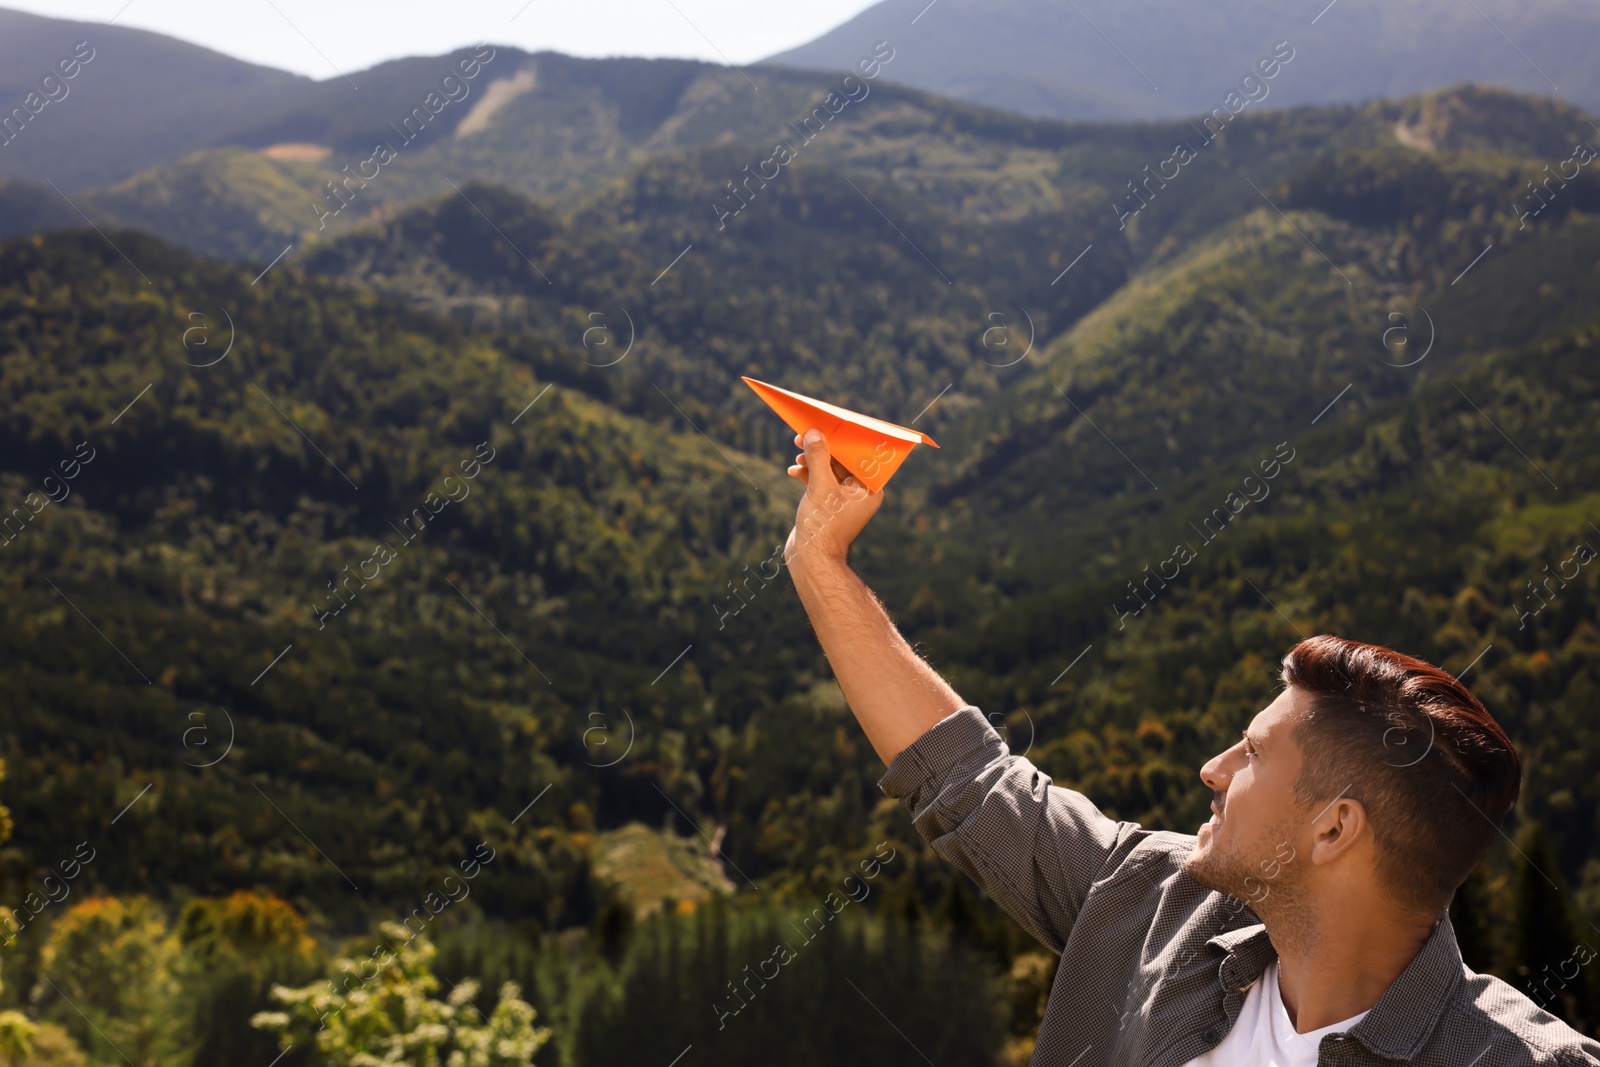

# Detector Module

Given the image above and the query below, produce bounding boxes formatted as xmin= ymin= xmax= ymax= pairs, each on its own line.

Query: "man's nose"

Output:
xmin=1199 ymin=748 xmax=1234 ymax=791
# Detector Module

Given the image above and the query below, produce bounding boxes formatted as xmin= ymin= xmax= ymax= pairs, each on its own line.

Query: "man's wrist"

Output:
xmin=786 ymin=538 xmax=851 ymax=590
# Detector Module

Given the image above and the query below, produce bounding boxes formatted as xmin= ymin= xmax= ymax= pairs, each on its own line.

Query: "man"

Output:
xmin=782 ymin=427 xmax=1600 ymax=1066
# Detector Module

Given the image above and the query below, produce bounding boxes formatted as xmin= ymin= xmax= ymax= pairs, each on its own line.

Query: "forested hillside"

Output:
xmin=0 ymin=47 xmax=1596 ymax=1064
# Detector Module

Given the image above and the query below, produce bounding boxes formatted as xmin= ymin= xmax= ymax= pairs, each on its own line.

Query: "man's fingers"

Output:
xmin=801 ymin=429 xmax=841 ymax=492
xmin=793 ymin=435 xmax=876 ymax=498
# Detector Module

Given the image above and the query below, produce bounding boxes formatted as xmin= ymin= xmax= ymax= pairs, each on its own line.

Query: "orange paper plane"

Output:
xmin=742 ymin=376 xmax=938 ymax=493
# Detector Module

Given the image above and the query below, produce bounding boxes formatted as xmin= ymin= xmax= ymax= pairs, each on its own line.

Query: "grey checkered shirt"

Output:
xmin=878 ymin=707 xmax=1600 ymax=1066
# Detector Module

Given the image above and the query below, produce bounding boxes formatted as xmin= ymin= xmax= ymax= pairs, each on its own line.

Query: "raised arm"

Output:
xmin=781 ymin=429 xmax=1133 ymax=954
xmin=781 ymin=428 xmax=966 ymax=765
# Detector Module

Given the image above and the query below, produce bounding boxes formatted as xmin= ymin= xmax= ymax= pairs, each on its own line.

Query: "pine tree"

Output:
xmin=1449 ymin=864 xmax=1499 ymax=976
xmin=1509 ymin=823 xmax=1592 ymax=1027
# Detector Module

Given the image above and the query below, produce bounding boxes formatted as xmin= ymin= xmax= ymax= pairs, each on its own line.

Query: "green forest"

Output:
xmin=0 ymin=36 xmax=1597 ymax=1065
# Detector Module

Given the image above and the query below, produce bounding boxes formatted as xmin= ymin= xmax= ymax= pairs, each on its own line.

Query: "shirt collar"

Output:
xmin=1207 ymin=914 xmax=1463 ymax=1061
xmin=1347 ymin=914 xmax=1463 ymax=1059
xmin=1207 ymin=921 xmax=1275 ymax=994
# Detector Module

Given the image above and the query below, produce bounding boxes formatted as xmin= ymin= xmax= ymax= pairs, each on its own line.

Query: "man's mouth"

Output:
xmin=1205 ymin=802 xmax=1223 ymax=830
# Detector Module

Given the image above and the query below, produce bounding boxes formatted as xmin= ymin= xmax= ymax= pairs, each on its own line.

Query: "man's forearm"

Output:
xmin=788 ymin=552 xmax=967 ymax=766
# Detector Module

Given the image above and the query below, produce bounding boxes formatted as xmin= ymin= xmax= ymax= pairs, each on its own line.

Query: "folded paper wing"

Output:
xmin=741 ymin=376 xmax=938 ymax=493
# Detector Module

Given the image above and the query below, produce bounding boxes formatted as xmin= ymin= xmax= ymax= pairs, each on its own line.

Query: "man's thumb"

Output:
xmin=803 ymin=428 xmax=840 ymax=486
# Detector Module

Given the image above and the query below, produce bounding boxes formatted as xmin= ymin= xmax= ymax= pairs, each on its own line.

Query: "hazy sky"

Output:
xmin=2 ymin=0 xmax=882 ymax=78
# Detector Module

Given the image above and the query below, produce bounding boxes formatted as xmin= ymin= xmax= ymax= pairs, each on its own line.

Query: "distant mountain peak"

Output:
xmin=763 ymin=0 xmax=1600 ymax=121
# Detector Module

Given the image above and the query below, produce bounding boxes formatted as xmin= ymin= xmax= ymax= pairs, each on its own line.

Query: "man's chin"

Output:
xmin=1183 ymin=846 xmax=1243 ymax=898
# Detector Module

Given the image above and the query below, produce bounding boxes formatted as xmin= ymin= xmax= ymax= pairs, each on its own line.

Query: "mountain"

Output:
xmin=2 ymin=20 xmax=1600 ymax=1048
xmin=294 ymin=152 xmax=1126 ymax=456
xmin=0 ymin=7 xmax=314 ymax=190
xmin=3 ymin=0 xmax=1595 ymax=209
xmin=0 ymin=228 xmax=812 ymax=928
xmin=4 ymin=82 xmax=1597 ymax=921
xmin=60 ymin=48 xmax=1131 ymax=268
xmin=291 ymin=86 xmax=1597 ymax=456
xmin=765 ymin=0 xmax=1600 ymax=121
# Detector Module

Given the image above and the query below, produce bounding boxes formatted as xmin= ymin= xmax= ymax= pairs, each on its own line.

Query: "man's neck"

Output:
xmin=1268 ymin=897 xmax=1436 ymax=1033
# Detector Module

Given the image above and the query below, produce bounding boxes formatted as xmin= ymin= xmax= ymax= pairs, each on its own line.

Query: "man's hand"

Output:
xmin=781 ymin=426 xmax=963 ymax=766
xmin=784 ymin=428 xmax=884 ymax=568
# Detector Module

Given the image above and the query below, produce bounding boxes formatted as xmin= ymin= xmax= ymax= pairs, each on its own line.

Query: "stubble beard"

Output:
xmin=1185 ymin=821 xmax=1318 ymax=954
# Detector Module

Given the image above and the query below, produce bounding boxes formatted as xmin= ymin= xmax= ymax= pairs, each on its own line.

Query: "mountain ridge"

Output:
xmin=1 ymin=17 xmax=1598 ymax=1047
xmin=0 ymin=6 xmax=315 ymax=189
xmin=766 ymin=0 xmax=1600 ymax=120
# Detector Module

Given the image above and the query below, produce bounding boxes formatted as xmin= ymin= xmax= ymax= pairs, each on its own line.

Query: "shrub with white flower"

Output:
xmin=251 ymin=923 xmax=550 ymax=1066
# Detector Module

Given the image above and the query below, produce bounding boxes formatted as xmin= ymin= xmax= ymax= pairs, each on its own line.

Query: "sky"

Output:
xmin=1 ymin=0 xmax=881 ymax=79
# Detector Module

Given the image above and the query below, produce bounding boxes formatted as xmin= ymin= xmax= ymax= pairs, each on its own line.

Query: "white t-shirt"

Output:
xmin=1184 ymin=961 xmax=1370 ymax=1067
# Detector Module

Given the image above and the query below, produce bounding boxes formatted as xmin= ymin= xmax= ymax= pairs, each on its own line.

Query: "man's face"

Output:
xmin=1184 ymin=686 xmax=1312 ymax=907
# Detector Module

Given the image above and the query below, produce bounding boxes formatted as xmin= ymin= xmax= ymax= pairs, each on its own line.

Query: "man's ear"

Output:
xmin=1308 ymin=795 xmax=1368 ymax=865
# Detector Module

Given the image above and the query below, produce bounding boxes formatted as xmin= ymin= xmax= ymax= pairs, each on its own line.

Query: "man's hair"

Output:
xmin=1281 ymin=634 xmax=1521 ymax=917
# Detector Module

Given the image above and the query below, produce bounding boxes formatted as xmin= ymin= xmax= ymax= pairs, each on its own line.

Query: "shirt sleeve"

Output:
xmin=878 ymin=705 xmax=1131 ymax=954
